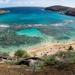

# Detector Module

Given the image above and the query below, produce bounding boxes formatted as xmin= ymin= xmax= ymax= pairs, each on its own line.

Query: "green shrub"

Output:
xmin=0 ymin=52 xmax=9 ymax=57
xmin=55 ymin=50 xmax=75 ymax=63
xmin=43 ymin=50 xmax=75 ymax=66
xmin=55 ymin=51 xmax=65 ymax=57
xmin=14 ymin=49 xmax=30 ymax=58
xmin=44 ymin=55 xmax=56 ymax=65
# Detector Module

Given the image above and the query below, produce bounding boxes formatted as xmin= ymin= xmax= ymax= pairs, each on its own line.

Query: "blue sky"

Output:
xmin=0 ymin=0 xmax=75 ymax=7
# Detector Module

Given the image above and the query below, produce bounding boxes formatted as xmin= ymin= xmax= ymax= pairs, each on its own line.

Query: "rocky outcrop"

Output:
xmin=45 ymin=5 xmax=75 ymax=16
xmin=45 ymin=5 xmax=69 ymax=12
xmin=0 ymin=9 xmax=9 ymax=14
xmin=65 ymin=8 xmax=75 ymax=16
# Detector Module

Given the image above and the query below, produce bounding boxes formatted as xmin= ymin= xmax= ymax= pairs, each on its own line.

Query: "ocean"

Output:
xmin=0 ymin=7 xmax=75 ymax=53
xmin=1 ymin=7 xmax=75 ymax=24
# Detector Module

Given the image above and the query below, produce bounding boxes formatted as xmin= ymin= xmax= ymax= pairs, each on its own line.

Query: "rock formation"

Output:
xmin=65 ymin=8 xmax=75 ymax=16
xmin=45 ymin=5 xmax=69 ymax=12
xmin=0 ymin=9 xmax=9 ymax=14
xmin=45 ymin=5 xmax=75 ymax=16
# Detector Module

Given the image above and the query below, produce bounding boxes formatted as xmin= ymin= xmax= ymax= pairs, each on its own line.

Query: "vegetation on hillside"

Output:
xmin=14 ymin=49 xmax=30 ymax=58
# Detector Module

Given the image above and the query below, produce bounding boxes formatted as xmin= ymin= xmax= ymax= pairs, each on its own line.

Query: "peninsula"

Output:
xmin=0 ymin=9 xmax=9 ymax=14
xmin=45 ymin=5 xmax=75 ymax=16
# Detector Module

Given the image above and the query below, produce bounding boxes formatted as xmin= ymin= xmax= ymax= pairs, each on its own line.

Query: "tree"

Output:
xmin=67 ymin=45 xmax=74 ymax=51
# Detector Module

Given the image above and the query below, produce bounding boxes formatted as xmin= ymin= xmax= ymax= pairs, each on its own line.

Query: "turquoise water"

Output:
xmin=0 ymin=7 xmax=75 ymax=38
xmin=0 ymin=7 xmax=75 ymax=24
xmin=16 ymin=28 xmax=43 ymax=37
xmin=0 ymin=7 xmax=75 ymax=52
xmin=16 ymin=28 xmax=54 ymax=42
xmin=0 ymin=7 xmax=75 ymax=40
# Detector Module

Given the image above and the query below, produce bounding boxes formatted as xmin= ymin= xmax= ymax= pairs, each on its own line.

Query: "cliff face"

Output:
xmin=45 ymin=5 xmax=69 ymax=12
xmin=65 ymin=8 xmax=75 ymax=16
xmin=45 ymin=5 xmax=75 ymax=16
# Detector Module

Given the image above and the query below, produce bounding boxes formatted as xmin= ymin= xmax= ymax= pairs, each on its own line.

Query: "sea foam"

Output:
xmin=0 ymin=24 xmax=10 ymax=28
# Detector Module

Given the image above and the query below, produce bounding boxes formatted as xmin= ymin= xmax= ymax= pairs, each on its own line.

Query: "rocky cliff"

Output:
xmin=65 ymin=8 xmax=75 ymax=16
xmin=45 ymin=5 xmax=75 ymax=16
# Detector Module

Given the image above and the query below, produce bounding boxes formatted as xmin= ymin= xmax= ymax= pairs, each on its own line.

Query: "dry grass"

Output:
xmin=0 ymin=64 xmax=32 ymax=75
xmin=0 ymin=64 xmax=75 ymax=75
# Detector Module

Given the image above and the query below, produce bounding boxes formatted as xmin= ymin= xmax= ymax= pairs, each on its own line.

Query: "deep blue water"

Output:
xmin=0 ymin=7 xmax=75 ymax=41
xmin=0 ymin=7 xmax=75 ymax=24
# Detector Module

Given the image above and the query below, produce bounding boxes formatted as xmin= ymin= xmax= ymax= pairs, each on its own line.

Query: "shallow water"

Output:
xmin=16 ymin=28 xmax=43 ymax=37
xmin=0 ymin=7 xmax=75 ymax=53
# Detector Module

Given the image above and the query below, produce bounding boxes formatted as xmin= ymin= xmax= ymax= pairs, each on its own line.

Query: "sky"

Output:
xmin=0 ymin=0 xmax=75 ymax=8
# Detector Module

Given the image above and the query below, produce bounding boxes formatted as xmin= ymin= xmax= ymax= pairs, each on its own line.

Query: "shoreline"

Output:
xmin=1 ymin=39 xmax=75 ymax=57
xmin=26 ymin=39 xmax=75 ymax=57
xmin=0 ymin=23 xmax=75 ymax=57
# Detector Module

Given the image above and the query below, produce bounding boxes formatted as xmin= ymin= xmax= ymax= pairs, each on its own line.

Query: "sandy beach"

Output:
xmin=26 ymin=40 xmax=75 ymax=57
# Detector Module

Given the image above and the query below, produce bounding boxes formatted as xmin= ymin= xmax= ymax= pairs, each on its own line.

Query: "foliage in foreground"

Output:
xmin=14 ymin=49 xmax=30 ymax=58
xmin=43 ymin=48 xmax=75 ymax=67
xmin=0 ymin=52 xmax=9 ymax=57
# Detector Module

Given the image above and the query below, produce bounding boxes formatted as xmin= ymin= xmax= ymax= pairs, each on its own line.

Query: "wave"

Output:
xmin=0 ymin=20 xmax=75 ymax=29
xmin=0 ymin=24 xmax=10 ymax=28
xmin=51 ymin=20 xmax=75 ymax=27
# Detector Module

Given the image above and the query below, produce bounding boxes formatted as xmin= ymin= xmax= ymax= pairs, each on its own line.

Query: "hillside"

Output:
xmin=45 ymin=5 xmax=75 ymax=16
xmin=0 ymin=64 xmax=75 ymax=75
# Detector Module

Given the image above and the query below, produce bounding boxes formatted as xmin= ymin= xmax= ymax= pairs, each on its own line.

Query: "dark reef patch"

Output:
xmin=0 ymin=29 xmax=42 ymax=47
xmin=36 ymin=25 xmax=75 ymax=40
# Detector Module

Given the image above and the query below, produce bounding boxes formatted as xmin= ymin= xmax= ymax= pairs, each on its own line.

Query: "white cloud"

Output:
xmin=0 ymin=0 xmax=9 ymax=3
xmin=0 ymin=0 xmax=75 ymax=8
